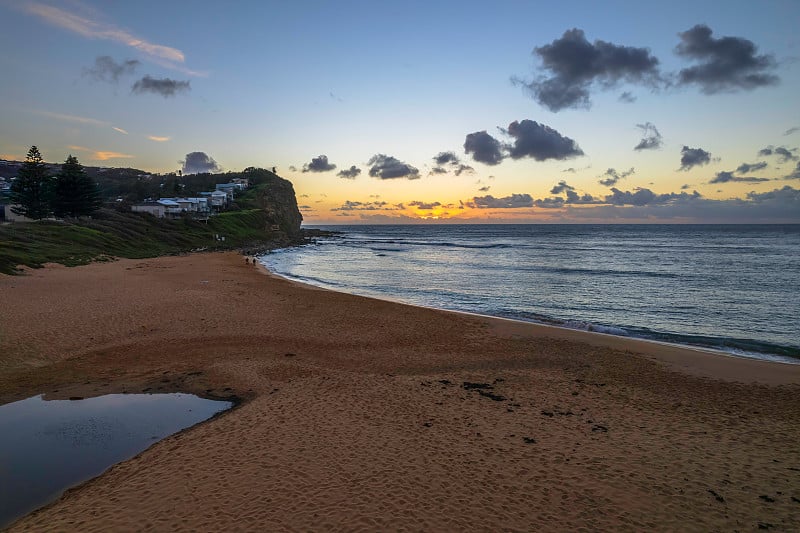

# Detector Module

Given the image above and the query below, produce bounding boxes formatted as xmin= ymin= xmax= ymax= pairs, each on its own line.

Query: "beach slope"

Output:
xmin=1 ymin=252 xmax=798 ymax=531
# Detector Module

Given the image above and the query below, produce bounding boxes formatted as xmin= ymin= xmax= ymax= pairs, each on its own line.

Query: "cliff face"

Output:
xmin=255 ymin=174 xmax=303 ymax=239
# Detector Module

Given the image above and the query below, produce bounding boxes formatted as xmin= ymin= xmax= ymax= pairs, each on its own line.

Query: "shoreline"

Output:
xmin=258 ymin=259 xmax=800 ymax=373
xmin=2 ymin=252 xmax=799 ymax=530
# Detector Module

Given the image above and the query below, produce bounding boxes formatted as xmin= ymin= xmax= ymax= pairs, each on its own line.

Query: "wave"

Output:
xmin=493 ymin=309 xmax=800 ymax=362
xmin=345 ymin=238 xmax=514 ymax=250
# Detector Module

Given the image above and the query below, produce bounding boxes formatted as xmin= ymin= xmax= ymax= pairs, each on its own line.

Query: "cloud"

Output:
xmin=784 ymin=127 xmax=799 ymax=136
xmin=408 ymin=200 xmax=442 ymax=210
xmin=302 ymin=155 xmax=336 ymax=173
xmin=709 ymin=171 xmax=770 ymax=184
xmin=679 ymin=146 xmax=712 ymax=171
xmin=181 ymin=152 xmax=221 ymax=174
xmin=735 ymin=161 xmax=767 ymax=174
xmin=515 ymin=28 xmax=661 ymax=111
xmin=147 ymin=135 xmax=171 ymax=142
xmin=618 ymin=91 xmax=636 ymax=103
xmin=288 ymin=165 xmax=298 ymax=172
xmin=504 ymin=120 xmax=584 ymax=161
xmin=565 ymin=190 xmax=599 ymax=204
xmin=758 ymin=146 xmax=799 ymax=163
xmin=747 ymin=185 xmax=800 ymax=203
xmin=783 ymin=162 xmax=800 ymax=180
xmin=84 ymin=56 xmax=139 ymax=83
xmin=774 ymin=147 xmax=799 ymax=163
xmin=598 ymin=167 xmax=634 ymax=187
xmin=433 ymin=151 xmax=459 ymax=165
xmin=23 ymin=2 xmax=194 ymax=74
xmin=550 ymin=180 xmax=575 ymax=194
xmin=675 ymin=24 xmax=779 ymax=93
xmin=93 ymin=151 xmax=135 ymax=161
xmin=605 ymin=187 xmax=701 ymax=206
xmin=132 ymin=76 xmax=190 ymax=97
xmin=478 ymin=186 xmax=491 ymax=192
xmin=634 ymin=122 xmax=662 ymax=151
xmin=112 ymin=127 xmax=128 ymax=135
xmin=464 ymin=131 xmax=504 ymax=165
xmin=454 ymin=164 xmax=474 ymax=176
xmin=33 ymin=109 xmax=107 ymax=126
xmin=331 ymin=200 xmax=401 ymax=211
xmin=467 ymin=194 xmax=534 ymax=209
xmin=68 ymin=145 xmax=134 ymax=161
xmin=367 ymin=154 xmax=420 ymax=180
xmin=337 ymin=165 xmax=361 ymax=179
xmin=429 ymin=167 xmax=448 ymax=175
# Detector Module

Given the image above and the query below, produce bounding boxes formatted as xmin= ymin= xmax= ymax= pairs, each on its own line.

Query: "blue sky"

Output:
xmin=0 ymin=0 xmax=798 ymax=223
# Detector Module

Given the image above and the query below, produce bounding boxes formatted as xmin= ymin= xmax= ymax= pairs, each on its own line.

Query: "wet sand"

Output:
xmin=1 ymin=252 xmax=799 ymax=531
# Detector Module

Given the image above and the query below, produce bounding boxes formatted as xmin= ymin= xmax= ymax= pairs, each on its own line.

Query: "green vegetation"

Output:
xmin=10 ymin=146 xmax=53 ymax=220
xmin=0 ymin=207 xmax=281 ymax=275
xmin=8 ymin=147 xmax=101 ymax=220
xmin=52 ymin=155 xmax=102 ymax=218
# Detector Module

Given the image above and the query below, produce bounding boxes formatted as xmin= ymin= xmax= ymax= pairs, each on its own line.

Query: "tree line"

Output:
xmin=9 ymin=146 xmax=101 ymax=219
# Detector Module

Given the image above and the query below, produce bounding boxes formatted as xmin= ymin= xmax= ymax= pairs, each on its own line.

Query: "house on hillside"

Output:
xmin=200 ymin=190 xmax=229 ymax=209
xmin=131 ymin=197 xmax=210 ymax=219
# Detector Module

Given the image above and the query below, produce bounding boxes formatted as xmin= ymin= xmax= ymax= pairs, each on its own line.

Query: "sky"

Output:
xmin=0 ymin=0 xmax=798 ymax=224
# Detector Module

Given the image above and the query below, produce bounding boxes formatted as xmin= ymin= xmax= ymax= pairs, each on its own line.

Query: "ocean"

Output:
xmin=258 ymin=224 xmax=800 ymax=363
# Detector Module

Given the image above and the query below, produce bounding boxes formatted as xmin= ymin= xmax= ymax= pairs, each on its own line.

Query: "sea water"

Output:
xmin=259 ymin=224 xmax=800 ymax=362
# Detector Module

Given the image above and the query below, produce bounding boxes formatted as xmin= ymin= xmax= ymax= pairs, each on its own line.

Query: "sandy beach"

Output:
xmin=1 ymin=251 xmax=799 ymax=531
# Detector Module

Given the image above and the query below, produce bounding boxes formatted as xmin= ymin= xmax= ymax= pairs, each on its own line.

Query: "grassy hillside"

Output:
xmin=0 ymin=208 xmax=282 ymax=275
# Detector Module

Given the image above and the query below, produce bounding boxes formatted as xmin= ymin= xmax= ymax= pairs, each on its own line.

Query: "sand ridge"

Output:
xmin=1 ymin=252 xmax=799 ymax=531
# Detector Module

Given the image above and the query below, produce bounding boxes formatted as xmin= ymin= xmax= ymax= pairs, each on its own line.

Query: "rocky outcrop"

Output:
xmin=245 ymin=169 xmax=303 ymax=239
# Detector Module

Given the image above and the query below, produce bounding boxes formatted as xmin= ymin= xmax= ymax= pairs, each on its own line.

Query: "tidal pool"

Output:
xmin=0 ymin=393 xmax=233 ymax=528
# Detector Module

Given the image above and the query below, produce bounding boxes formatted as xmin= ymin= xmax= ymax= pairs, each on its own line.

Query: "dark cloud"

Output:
xmin=550 ymin=180 xmax=575 ymax=194
xmin=605 ymin=187 xmax=701 ymax=206
xmin=681 ymin=184 xmax=691 ymax=190
xmin=735 ymin=161 xmax=767 ymax=174
xmin=618 ymin=91 xmax=636 ymax=103
xmin=288 ymin=165 xmax=298 ymax=172
xmin=515 ymin=28 xmax=661 ymax=111
xmin=433 ymin=151 xmax=459 ymax=165
xmin=468 ymin=194 xmax=534 ymax=209
xmin=181 ymin=152 xmax=221 ymax=174
xmin=504 ymin=120 xmax=584 ymax=161
xmin=331 ymin=200 xmax=397 ymax=211
xmin=783 ymin=162 xmax=800 ymax=180
xmin=709 ymin=171 xmax=770 ymax=184
xmin=679 ymin=146 xmax=712 ymax=171
xmin=408 ymin=200 xmax=442 ymax=210
xmin=562 ymin=167 xmax=577 ymax=173
xmin=454 ymin=164 xmax=474 ymax=176
xmin=302 ymin=155 xmax=336 ymax=173
xmin=367 ymin=154 xmax=420 ymax=180
xmin=85 ymin=56 xmax=139 ymax=83
xmin=784 ymin=127 xmax=799 ymax=136
xmin=478 ymin=186 xmax=491 ymax=192
xmin=598 ymin=167 xmax=634 ymax=187
xmin=565 ymin=190 xmax=599 ymax=204
xmin=464 ymin=131 xmax=504 ymax=165
xmin=634 ymin=122 xmax=663 ymax=151
xmin=535 ymin=197 xmax=565 ymax=209
xmin=675 ymin=24 xmax=779 ymax=93
xmin=429 ymin=151 xmax=474 ymax=176
xmin=132 ymin=76 xmax=190 ymax=97
xmin=336 ymin=165 xmax=361 ymax=179
xmin=775 ymin=147 xmax=799 ymax=163
xmin=747 ymin=185 xmax=800 ymax=203
xmin=758 ymin=146 xmax=799 ymax=162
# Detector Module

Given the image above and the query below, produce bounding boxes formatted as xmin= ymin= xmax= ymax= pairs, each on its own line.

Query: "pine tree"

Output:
xmin=10 ymin=146 xmax=53 ymax=220
xmin=52 ymin=155 xmax=102 ymax=217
